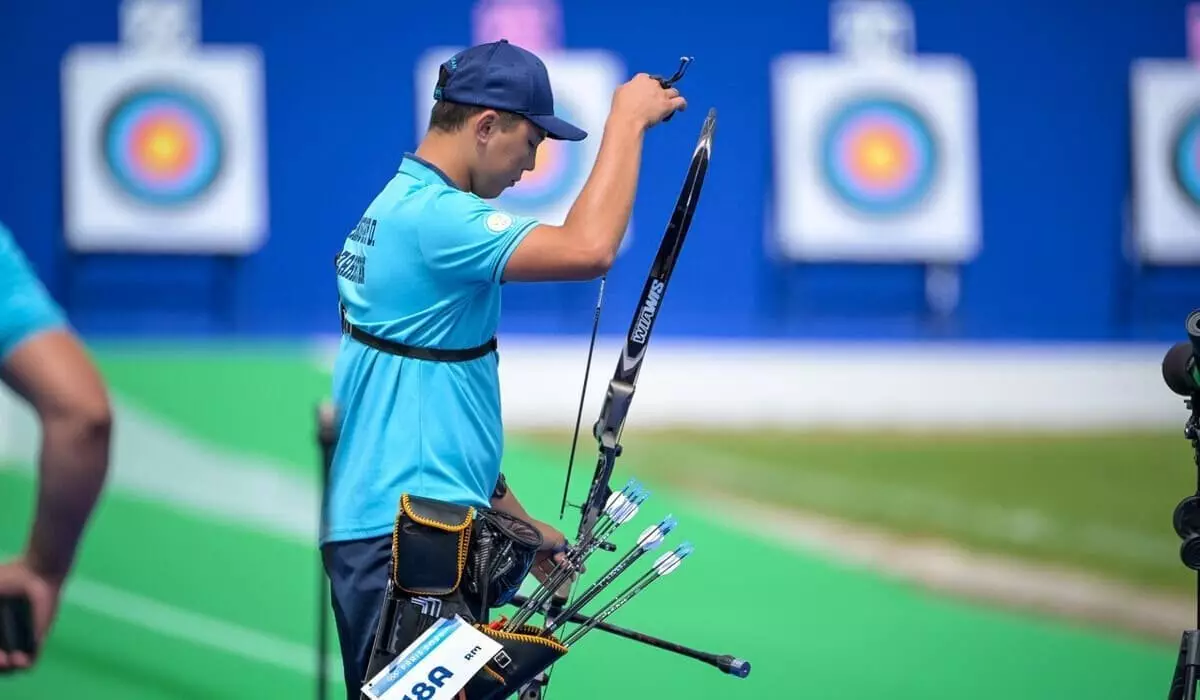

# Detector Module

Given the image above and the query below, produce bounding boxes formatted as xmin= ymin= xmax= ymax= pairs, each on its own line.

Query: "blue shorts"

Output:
xmin=321 ymin=534 xmax=392 ymax=700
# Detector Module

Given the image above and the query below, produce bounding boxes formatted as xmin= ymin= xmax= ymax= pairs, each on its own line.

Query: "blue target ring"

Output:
xmin=1171 ymin=108 xmax=1200 ymax=208
xmin=100 ymin=85 xmax=224 ymax=207
xmin=498 ymin=101 xmax=582 ymax=210
xmin=820 ymin=97 xmax=939 ymax=216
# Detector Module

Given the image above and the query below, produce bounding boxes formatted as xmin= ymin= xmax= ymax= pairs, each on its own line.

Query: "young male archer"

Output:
xmin=321 ymin=38 xmax=686 ymax=698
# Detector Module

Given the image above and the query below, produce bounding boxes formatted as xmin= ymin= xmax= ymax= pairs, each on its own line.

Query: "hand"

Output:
xmin=533 ymin=519 xmax=567 ymax=554
xmin=528 ymin=521 xmax=578 ymax=596
xmin=0 ymin=556 xmax=63 ymax=672
xmin=611 ymin=73 xmax=688 ymax=131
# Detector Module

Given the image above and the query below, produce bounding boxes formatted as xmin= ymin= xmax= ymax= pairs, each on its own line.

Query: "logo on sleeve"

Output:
xmin=485 ymin=212 xmax=513 ymax=233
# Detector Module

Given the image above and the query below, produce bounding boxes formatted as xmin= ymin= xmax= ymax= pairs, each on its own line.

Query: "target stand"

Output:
xmin=58 ymin=0 xmax=268 ymax=333
xmin=767 ymin=0 xmax=980 ymax=336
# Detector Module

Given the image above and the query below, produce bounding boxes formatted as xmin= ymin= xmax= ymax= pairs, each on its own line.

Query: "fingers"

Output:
xmin=659 ymin=86 xmax=686 ymax=122
xmin=552 ymin=550 xmax=585 ymax=575
xmin=0 ymin=650 xmax=31 ymax=672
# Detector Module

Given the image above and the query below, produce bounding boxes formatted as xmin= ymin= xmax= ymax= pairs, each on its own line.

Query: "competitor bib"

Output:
xmin=362 ymin=616 xmax=502 ymax=700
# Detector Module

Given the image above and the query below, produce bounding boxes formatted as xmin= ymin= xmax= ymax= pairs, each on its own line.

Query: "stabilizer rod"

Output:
xmin=505 ymin=593 xmax=750 ymax=679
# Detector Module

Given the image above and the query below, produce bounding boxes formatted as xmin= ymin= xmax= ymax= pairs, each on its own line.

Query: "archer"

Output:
xmin=321 ymin=38 xmax=685 ymax=700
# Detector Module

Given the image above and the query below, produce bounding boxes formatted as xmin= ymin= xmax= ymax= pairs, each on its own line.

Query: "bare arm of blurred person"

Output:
xmin=0 ymin=222 xmax=112 ymax=672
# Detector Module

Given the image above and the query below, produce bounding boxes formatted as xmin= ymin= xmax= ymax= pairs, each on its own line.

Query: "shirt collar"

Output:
xmin=400 ymin=152 xmax=461 ymax=190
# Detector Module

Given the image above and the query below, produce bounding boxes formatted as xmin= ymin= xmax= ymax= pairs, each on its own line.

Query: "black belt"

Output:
xmin=339 ymin=305 xmax=497 ymax=363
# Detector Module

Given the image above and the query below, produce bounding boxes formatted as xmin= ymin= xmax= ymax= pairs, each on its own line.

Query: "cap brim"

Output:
xmin=527 ymin=113 xmax=587 ymax=141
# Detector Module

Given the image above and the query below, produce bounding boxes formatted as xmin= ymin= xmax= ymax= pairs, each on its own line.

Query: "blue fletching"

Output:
xmin=659 ymin=515 xmax=678 ymax=534
xmin=675 ymin=541 xmax=695 ymax=558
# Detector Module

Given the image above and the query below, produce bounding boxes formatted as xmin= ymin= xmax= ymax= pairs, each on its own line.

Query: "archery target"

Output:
xmin=770 ymin=54 xmax=980 ymax=263
xmin=101 ymin=85 xmax=225 ymax=206
xmin=819 ymin=96 xmax=939 ymax=216
xmin=1171 ymin=108 xmax=1200 ymax=208
xmin=62 ymin=46 xmax=268 ymax=253
xmin=1130 ymin=59 xmax=1200 ymax=264
xmin=415 ymin=47 xmax=630 ymax=248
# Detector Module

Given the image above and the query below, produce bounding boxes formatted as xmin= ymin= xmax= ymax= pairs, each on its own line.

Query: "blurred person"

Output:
xmin=323 ymin=39 xmax=685 ymax=697
xmin=0 ymin=222 xmax=112 ymax=673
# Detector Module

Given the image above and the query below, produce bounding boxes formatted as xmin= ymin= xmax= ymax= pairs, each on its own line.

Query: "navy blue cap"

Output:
xmin=435 ymin=39 xmax=587 ymax=142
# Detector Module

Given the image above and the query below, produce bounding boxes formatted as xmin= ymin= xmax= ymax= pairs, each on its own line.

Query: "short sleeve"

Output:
xmin=0 ymin=223 xmax=68 ymax=362
xmin=417 ymin=190 xmax=540 ymax=285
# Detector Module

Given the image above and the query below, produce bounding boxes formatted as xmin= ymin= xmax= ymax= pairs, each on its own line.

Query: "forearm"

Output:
xmin=1 ymin=330 xmax=113 ymax=583
xmin=489 ymin=477 xmax=568 ymax=552
xmin=562 ymin=113 xmax=645 ymax=260
xmin=489 ymin=482 xmax=535 ymax=522
xmin=25 ymin=410 xmax=111 ymax=582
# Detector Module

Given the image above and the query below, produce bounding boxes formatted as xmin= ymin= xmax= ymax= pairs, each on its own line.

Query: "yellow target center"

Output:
xmin=135 ymin=118 xmax=194 ymax=176
xmin=854 ymin=133 xmax=905 ymax=183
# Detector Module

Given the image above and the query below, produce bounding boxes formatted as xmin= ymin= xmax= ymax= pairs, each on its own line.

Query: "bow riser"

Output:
xmin=527 ymin=106 xmax=716 ymax=700
xmin=572 ymin=108 xmax=715 ymax=547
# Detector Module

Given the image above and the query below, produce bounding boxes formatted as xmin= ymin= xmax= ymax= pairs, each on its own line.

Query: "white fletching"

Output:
xmin=652 ymin=542 xmax=693 ymax=576
xmin=604 ymin=491 xmax=627 ymax=515
xmin=653 ymin=552 xmax=682 ymax=576
xmin=635 ymin=524 xmax=667 ymax=551
xmin=612 ymin=500 xmax=640 ymax=524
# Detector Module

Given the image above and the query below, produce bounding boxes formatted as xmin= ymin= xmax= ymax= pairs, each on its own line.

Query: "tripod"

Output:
xmin=1169 ymin=395 xmax=1200 ymax=700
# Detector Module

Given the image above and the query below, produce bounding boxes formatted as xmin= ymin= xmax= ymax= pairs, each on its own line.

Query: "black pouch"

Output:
xmin=461 ymin=624 xmax=568 ymax=700
xmin=469 ymin=508 xmax=543 ymax=611
xmin=391 ymin=494 xmax=476 ymax=596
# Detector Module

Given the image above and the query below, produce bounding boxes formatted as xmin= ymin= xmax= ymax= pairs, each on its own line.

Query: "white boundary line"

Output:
xmin=0 ymin=550 xmax=341 ymax=680
xmin=67 ymin=577 xmax=343 ymax=679
xmin=703 ymin=498 xmax=1194 ymax=641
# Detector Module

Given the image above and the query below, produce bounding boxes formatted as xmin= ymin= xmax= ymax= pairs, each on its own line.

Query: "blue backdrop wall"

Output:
xmin=1 ymin=0 xmax=1197 ymax=341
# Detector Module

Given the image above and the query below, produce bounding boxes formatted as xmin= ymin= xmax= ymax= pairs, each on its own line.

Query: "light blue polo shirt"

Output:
xmin=323 ymin=154 xmax=539 ymax=545
xmin=0 ymin=222 xmax=68 ymax=363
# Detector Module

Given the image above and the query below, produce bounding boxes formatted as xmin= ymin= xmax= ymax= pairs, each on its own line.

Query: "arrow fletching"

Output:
xmin=653 ymin=542 xmax=693 ymax=576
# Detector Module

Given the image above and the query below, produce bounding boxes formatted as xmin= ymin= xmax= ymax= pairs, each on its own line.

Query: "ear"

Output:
xmin=473 ymin=110 xmax=501 ymax=144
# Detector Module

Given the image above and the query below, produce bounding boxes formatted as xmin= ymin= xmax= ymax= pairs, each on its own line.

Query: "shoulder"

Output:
xmin=417 ymin=187 xmax=531 ymax=240
xmin=0 ymin=221 xmax=40 ymax=285
xmin=0 ymin=221 xmax=68 ymax=361
xmin=0 ymin=221 xmax=21 ymax=259
xmin=426 ymin=187 xmax=503 ymax=223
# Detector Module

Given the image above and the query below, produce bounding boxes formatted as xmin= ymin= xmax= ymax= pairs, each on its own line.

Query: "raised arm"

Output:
xmin=502 ymin=74 xmax=687 ymax=282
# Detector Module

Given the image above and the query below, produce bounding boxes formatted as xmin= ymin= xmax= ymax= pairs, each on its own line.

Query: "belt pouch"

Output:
xmin=391 ymin=494 xmax=475 ymax=596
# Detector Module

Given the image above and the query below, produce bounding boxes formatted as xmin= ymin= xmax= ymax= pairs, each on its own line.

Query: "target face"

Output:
xmin=100 ymin=85 xmax=224 ymax=206
xmin=1171 ymin=107 xmax=1200 ymax=208
xmin=500 ymin=102 xmax=583 ymax=210
xmin=820 ymin=97 xmax=938 ymax=216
